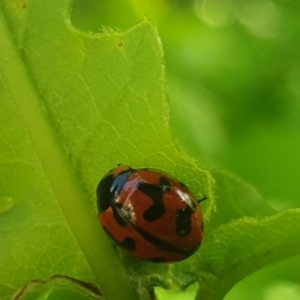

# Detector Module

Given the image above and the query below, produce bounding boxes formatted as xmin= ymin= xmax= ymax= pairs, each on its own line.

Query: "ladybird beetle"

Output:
xmin=96 ymin=165 xmax=204 ymax=263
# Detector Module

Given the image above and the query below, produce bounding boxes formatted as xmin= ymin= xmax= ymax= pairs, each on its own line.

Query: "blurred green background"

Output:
xmin=71 ymin=0 xmax=300 ymax=299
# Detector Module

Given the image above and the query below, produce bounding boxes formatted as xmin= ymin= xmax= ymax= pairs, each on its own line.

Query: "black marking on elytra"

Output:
xmin=148 ymin=257 xmax=167 ymax=263
xmin=159 ymin=177 xmax=171 ymax=192
xmin=175 ymin=207 xmax=194 ymax=237
xmin=97 ymin=174 xmax=115 ymax=212
xmin=97 ymin=167 xmax=134 ymax=213
xmin=115 ymin=202 xmax=135 ymax=224
xmin=133 ymin=225 xmax=194 ymax=256
xmin=112 ymin=205 xmax=127 ymax=227
xmin=138 ymin=181 xmax=166 ymax=222
xmin=103 ymin=225 xmax=136 ymax=251
xmin=120 ymin=237 xmax=136 ymax=251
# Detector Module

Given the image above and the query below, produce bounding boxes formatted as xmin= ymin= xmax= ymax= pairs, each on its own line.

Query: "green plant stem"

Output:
xmin=0 ymin=11 xmax=138 ymax=300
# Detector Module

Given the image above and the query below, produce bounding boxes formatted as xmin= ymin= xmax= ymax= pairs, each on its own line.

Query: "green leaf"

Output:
xmin=0 ymin=0 xmax=213 ymax=299
xmin=194 ymin=208 xmax=300 ymax=300
xmin=205 ymin=169 xmax=277 ymax=231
